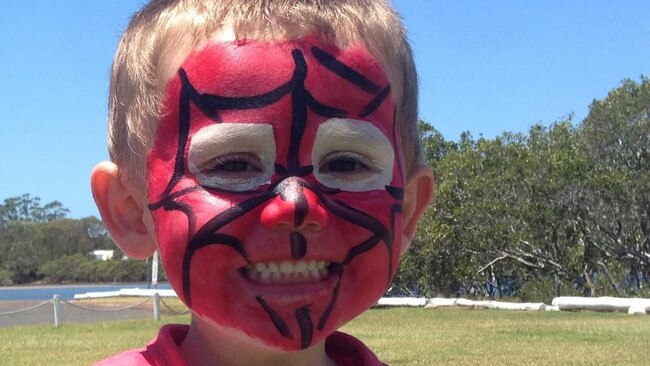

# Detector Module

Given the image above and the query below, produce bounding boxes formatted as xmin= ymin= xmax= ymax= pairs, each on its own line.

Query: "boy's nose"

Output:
xmin=260 ymin=177 xmax=329 ymax=232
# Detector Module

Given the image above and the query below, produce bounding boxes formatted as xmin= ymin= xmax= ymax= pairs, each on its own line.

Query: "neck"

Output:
xmin=179 ymin=315 xmax=337 ymax=366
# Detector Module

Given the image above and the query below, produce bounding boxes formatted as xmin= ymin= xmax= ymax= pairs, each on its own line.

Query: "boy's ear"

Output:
xmin=91 ymin=162 xmax=156 ymax=259
xmin=400 ymin=164 xmax=435 ymax=255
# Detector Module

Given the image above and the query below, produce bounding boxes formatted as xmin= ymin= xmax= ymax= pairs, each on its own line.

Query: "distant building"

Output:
xmin=90 ymin=250 xmax=115 ymax=261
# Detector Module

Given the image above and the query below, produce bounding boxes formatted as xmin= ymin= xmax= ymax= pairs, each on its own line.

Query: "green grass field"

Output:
xmin=1 ymin=306 xmax=649 ymax=365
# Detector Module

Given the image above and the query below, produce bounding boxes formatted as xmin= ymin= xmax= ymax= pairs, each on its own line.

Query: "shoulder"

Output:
xmin=326 ymin=331 xmax=387 ymax=366
xmin=92 ymin=324 xmax=190 ymax=366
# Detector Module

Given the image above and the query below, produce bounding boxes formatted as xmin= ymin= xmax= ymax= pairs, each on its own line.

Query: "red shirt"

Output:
xmin=94 ymin=324 xmax=386 ymax=366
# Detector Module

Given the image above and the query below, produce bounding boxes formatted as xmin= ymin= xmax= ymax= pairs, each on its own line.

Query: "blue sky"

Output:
xmin=1 ymin=1 xmax=648 ymax=219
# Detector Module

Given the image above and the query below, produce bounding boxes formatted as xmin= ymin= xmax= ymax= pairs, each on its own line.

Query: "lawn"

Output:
xmin=1 ymin=306 xmax=649 ymax=365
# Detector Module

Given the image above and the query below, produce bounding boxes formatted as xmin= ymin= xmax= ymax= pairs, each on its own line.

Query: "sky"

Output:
xmin=1 ymin=0 xmax=648 ymax=219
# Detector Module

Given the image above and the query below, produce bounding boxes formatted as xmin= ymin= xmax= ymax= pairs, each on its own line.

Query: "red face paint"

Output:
xmin=147 ymin=37 xmax=405 ymax=351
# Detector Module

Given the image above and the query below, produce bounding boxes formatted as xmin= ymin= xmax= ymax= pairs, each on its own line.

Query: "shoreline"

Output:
xmin=0 ymin=283 xmax=172 ymax=302
xmin=0 ymin=282 xmax=166 ymax=291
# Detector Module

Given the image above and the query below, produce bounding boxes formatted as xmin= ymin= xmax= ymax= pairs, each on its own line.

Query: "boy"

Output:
xmin=91 ymin=0 xmax=433 ymax=365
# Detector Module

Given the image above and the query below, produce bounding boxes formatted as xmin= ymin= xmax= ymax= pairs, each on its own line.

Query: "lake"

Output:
xmin=0 ymin=283 xmax=172 ymax=301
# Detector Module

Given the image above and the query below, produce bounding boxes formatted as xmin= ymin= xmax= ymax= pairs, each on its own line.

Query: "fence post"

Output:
xmin=153 ymin=293 xmax=161 ymax=321
xmin=53 ymin=294 xmax=61 ymax=328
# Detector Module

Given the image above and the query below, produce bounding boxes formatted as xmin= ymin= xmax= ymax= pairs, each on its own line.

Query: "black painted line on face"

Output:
xmin=317 ymin=272 xmax=342 ymax=331
xmin=327 ymin=198 xmax=394 ymax=284
xmin=183 ymin=233 xmax=247 ymax=306
xmin=157 ymin=74 xmax=193 ymax=200
xmin=290 ymin=232 xmax=307 ymax=260
xmin=163 ymin=200 xmax=197 ymax=245
xmin=305 ymin=91 xmax=346 ymax=118
xmin=273 ymin=178 xmax=309 ymax=227
xmin=149 ymin=186 xmax=202 ymax=211
xmin=310 ymin=46 xmax=380 ymax=94
xmin=384 ymin=185 xmax=404 ymax=200
xmin=295 ymin=307 xmax=313 ymax=349
xmin=359 ymin=85 xmax=391 ymax=118
xmin=182 ymin=192 xmax=275 ymax=304
xmin=180 ymin=68 xmax=294 ymax=114
xmin=342 ymin=235 xmax=381 ymax=265
xmin=329 ymin=199 xmax=391 ymax=243
xmin=294 ymin=187 xmax=309 ymax=228
xmin=288 ymin=50 xmax=308 ymax=171
xmin=202 ymin=186 xmax=268 ymax=195
xmin=313 ymin=182 xmax=342 ymax=195
xmin=193 ymin=191 xmax=275 ymax=239
xmin=178 ymin=69 xmax=222 ymax=122
xmin=300 ymin=180 xmax=396 ymax=280
xmin=256 ymin=296 xmax=293 ymax=339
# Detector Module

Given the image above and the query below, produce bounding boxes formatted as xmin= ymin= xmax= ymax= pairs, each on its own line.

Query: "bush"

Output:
xmin=0 ymin=268 xmax=13 ymax=285
xmin=112 ymin=259 xmax=148 ymax=282
xmin=39 ymin=254 xmax=89 ymax=283
xmin=37 ymin=253 xmax=161 ymax=284
xmin=518 ymin=278 xmax=582 ymax=303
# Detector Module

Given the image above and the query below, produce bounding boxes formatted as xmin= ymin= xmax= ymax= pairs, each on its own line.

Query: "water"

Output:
xmin=0 ymin=283 xmax=172 ymax=301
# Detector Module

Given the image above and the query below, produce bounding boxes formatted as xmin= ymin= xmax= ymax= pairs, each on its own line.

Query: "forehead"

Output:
xmin=159 ymin=36 xmax=395 ymax=135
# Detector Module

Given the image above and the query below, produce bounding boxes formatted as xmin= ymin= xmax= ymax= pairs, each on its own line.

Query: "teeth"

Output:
xmin=280 ymin=261 xmax=294 ymax=274
xmin=244 ymin=260 xmax=331 ymax=284
xmin=294 ymin=261 xmax=307 ymax=272
xmin=268 ymin=262 xmax=279 ymax=273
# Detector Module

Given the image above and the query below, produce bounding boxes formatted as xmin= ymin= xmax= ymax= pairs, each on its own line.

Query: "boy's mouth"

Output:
xmin=240 ymin=260 xmax=333 ymax=285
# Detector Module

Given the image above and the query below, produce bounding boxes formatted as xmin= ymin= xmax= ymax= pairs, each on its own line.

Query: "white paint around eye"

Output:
xmin=312 ymin=118 xmax=394 ymax=192
xmin=188 ymin=123 xmax=275 ymax=191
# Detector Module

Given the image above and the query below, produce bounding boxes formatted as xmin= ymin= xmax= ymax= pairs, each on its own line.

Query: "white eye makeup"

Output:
xmin=312 ymin=118 xmax=394 ymax=192
xmin=188 ymin=123 xmax=275 ymax=192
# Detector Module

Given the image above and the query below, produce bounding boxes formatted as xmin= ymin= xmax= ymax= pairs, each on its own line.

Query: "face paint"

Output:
xmin=147 ymin=36 xmax=405 ymax=351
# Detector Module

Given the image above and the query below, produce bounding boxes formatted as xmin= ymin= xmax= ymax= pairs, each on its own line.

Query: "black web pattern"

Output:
xmin=148 ymin=46 xmax=404 ymax=349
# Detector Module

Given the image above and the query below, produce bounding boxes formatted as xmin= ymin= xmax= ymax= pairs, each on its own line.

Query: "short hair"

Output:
xmin=108 ymin=0 xmax=420 ymax=183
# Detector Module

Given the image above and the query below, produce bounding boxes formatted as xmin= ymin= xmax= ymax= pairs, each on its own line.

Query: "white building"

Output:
xmin=90 ymin=250 xmax=115 ymax=261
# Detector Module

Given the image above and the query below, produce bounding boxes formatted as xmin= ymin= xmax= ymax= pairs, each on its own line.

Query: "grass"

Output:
xmin=1 ymin=305 xmax=649 ymax=365
xmin=346 ymin=307 xmax=650 ymax=365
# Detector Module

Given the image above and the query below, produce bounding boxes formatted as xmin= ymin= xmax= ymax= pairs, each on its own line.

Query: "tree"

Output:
xmin=0 ymin=195 xmax=119 ymax=284
xmin=0 ymin=194 xmax=69 ymax=226
xmin=576 ymin=76 xmax=650 ymax=293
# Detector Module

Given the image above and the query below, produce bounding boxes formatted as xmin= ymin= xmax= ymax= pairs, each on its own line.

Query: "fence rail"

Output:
xmin=0 ymin=293 xmax=186 ymax=327
xmin=2 ymin=294 xmax=647 ymax=328
xmin=0 ymin=299 xmax=53 ymax=316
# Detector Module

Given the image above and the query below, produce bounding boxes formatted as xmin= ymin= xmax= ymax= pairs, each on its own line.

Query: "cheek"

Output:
xmin=317 ymin=199 xmax=403 ymax=335
xmin=149 ymin=189 xmax=248 ymax=299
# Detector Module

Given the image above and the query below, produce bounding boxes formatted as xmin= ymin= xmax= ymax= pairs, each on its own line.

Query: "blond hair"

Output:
xmin=108 ymin=0 xmax=420 ymax=183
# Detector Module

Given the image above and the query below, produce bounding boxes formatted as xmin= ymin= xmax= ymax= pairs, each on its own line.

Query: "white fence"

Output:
xmin=2 ymin=291 xmax=647 ymax=328
xmin=376 ymin=296 xmax=650 ymax=314
xmin=552 ymin=296 xmax=650 ymax=314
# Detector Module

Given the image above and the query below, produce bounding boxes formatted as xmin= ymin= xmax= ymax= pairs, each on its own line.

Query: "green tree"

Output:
xmin=0 ymin=194 xmax=69 ymax=226
xmin=576 ymin=76 xmax=650 ymax=294
xmin=0 ymin=195 xmax=119 ymax=284
xmin=39 ymin=254 xmax=90 ymax=283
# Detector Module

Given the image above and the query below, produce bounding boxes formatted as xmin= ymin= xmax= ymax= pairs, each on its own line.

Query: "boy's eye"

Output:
xmin=319 ymin=153 xmax=372 ymax=176
xmin=202 ymin=154 xmax=263 ymax=174
xmin=194 ymin=153 xmax=269 ymax=191
xmin=311 ymin=118 xmax=395 ymax=192
xmin=187 ymin=123 xmax=276 ymax=192
xmin=324 ymin=158 xmax=364 ymax=173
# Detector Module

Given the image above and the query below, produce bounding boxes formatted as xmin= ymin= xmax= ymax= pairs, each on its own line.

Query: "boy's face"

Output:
xmin=147 ymin=36 xmax=405 ymax=351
